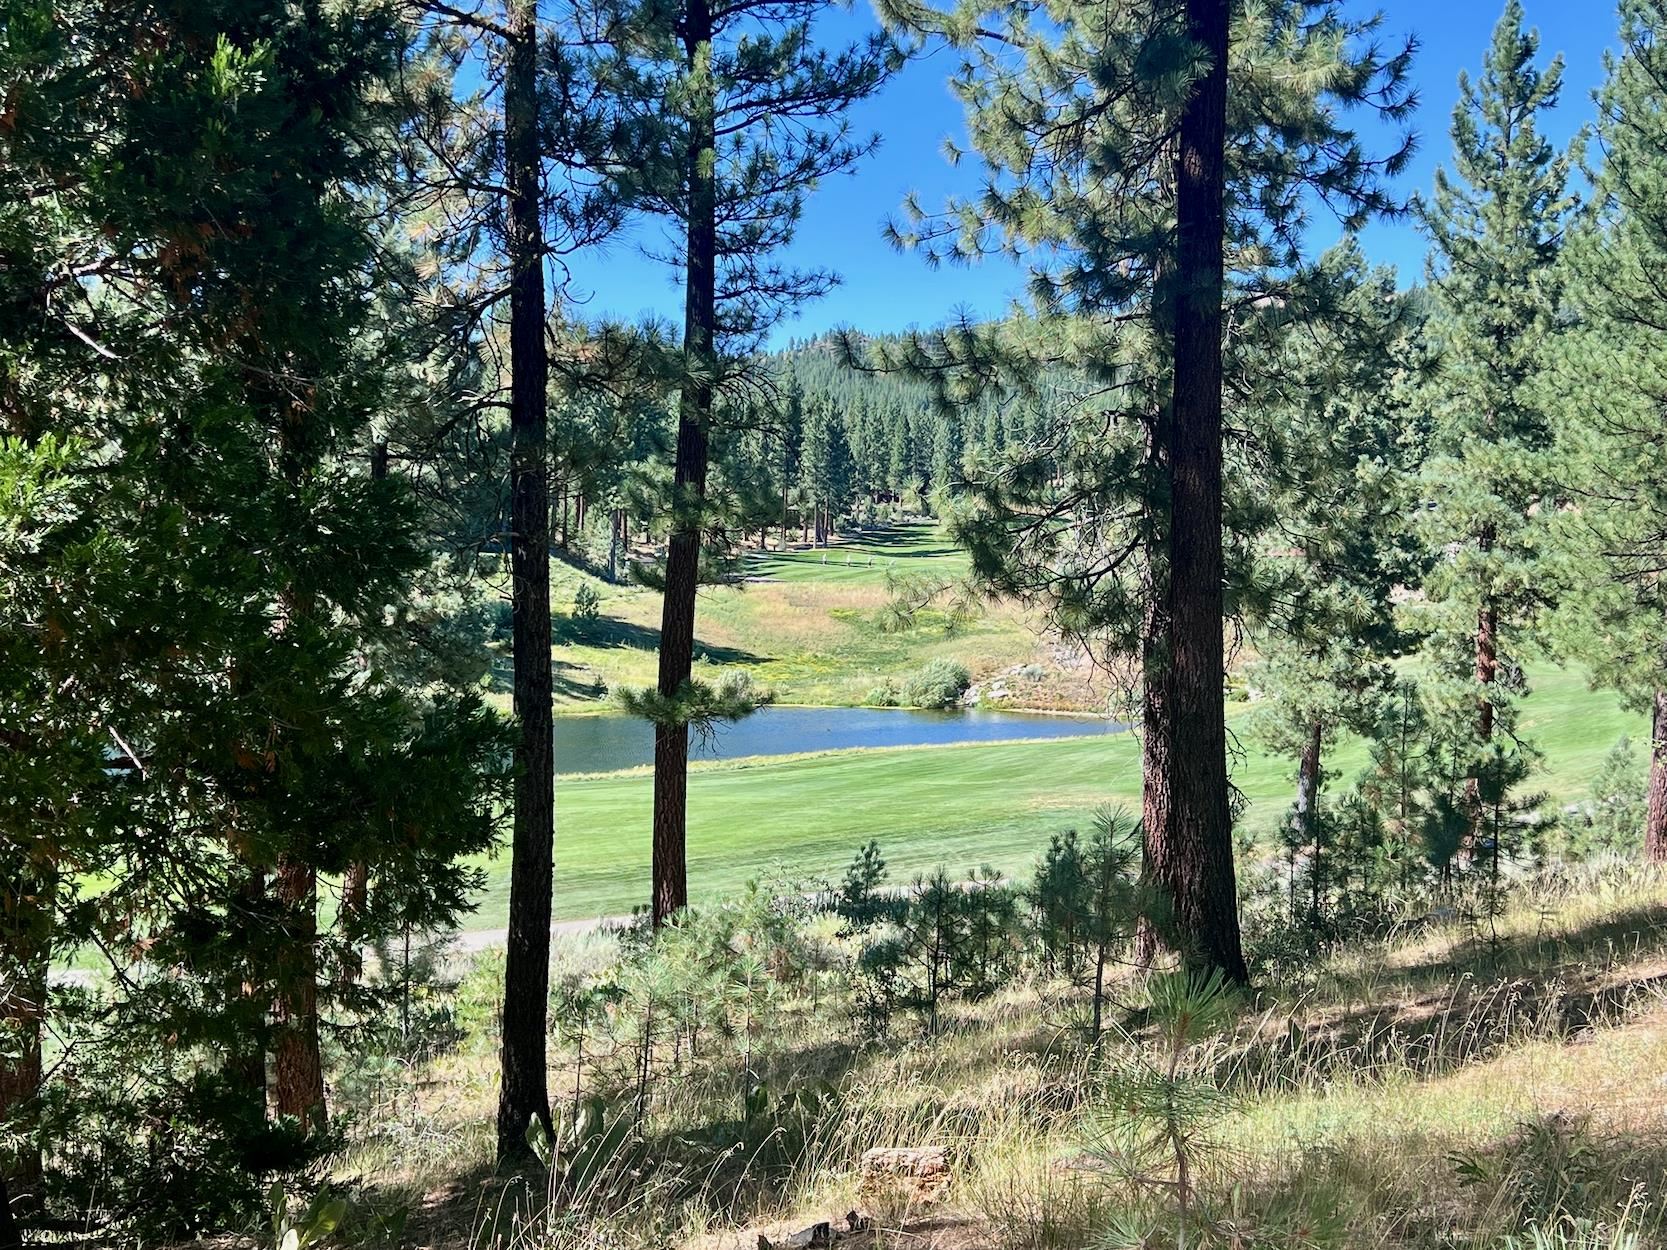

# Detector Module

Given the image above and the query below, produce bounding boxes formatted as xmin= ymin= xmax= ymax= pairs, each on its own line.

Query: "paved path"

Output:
xmin=447 ymin=915 xmax=630 ymax=953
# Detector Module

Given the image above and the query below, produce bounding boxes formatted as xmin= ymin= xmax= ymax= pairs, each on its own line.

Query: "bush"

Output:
xmin=901 ymin=659 xmax=970 ymax=709
xmin=862 ymin=680 xmax=900 ymax=707
xmin=573 ymin=582 xmax=602 ymax=625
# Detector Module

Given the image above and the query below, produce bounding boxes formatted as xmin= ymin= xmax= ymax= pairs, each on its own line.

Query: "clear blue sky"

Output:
xmin=560 ymin=0 xmax=1614 ymax=346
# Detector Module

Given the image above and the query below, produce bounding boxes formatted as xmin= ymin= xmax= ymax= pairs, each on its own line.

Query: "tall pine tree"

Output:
xmin=603 ymin=0 xmax=893 ymax=924
xmin=1550 ymin=0 xmax=1667 ymax=860
xmin=1417 ymin=0 xmax=1574 ymax=840
xmin=866 ymin=0 xmax=1413 ymax=980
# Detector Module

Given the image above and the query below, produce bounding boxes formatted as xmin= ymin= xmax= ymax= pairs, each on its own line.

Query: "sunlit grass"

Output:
xmin=354 ymin=866 xmax=1667 ymax=1250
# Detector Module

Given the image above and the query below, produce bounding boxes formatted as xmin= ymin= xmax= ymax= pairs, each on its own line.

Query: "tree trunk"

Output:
xmin=496 ymin=0 xmax=556 ymax=1163
xmin=1297 ymin=720 xmax=1323 ymax=922
xmin=1142 ymin=0 xmax=1246 ymax=985
xmin=1136 ymin=580 xmax=1171 ymax=965
xmin=609 ymin=507 xmax=622 ymax=583
xmin=0 ymin=867 xmax=49 ymax=1213
xmin=1646 ymin=686 xmax=1667 ymax=863
xmin=0 ymin=1171 xmax=20 ymax=1250
xmin=651 ymin=0 xmax=717 ymax=928
xmin=273 ymin=856 xmax=325 ymax=1127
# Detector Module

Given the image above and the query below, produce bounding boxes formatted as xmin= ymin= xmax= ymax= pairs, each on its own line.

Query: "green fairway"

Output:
xmin=741 ymin=523 xmax=970 ymax=585
xmin=464 ymin=664 xmax=1645 ymax=929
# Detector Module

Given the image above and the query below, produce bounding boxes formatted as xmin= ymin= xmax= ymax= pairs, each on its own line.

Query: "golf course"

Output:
xmin=468 ymin=525 xmax=1648 ymax=928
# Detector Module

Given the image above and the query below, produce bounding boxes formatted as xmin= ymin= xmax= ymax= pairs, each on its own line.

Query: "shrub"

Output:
xmin=862 ymin=681 xmax=900 ymax=707
xmin=901 ymin=659 xmax=970 ymax=709
xmin=573 ymin=582 xmax=602 ymax=624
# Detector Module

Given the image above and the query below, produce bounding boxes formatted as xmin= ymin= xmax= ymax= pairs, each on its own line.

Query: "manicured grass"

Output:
xmin=464 ymin=663 xmax=1643 ymax=929
xmin=742 ymin=523 xmax=970 ymax=585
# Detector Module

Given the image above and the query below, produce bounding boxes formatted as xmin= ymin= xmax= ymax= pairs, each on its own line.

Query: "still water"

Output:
xmin=554 ymin=704 xmax=1122 ymax=775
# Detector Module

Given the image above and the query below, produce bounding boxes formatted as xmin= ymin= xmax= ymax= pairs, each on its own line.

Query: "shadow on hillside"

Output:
xmin=1223 ymin=904 xmax=1667 ymax=1093
xmin=1395 ymin=898 xmax=1667 ymax=985
xmin=554 ymin=614 xmax=763 ymax=665
xmin=554 ymin=658 xmax=606 ymax=701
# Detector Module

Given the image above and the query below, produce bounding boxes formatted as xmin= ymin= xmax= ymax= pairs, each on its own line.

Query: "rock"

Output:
xmin=859 ymin=1147 xmax=951 ymax=1203
xmin=758 ymin=1223 xmax=831 ymax=1250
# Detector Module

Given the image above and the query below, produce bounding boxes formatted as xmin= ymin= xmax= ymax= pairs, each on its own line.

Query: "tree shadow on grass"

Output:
xmin=554 ymin=614 xmax=763 ymax=666
xmin=1221 ymin=901 xmax=1667 ymax=1094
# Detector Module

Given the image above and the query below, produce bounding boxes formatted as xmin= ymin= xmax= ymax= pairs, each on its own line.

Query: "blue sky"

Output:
xmin=559 ymin=0 xmax=1615 ymax=346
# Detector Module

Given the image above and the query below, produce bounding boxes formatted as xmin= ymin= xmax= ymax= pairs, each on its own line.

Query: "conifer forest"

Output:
xmin=12 ymin=0 xmax=1667 ymax=1246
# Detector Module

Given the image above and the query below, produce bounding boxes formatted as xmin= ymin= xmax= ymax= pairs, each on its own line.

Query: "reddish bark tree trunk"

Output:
xmin=0 ymin=869 xmax=48 ymax=1213
xmin=1647 ymin=686 xmax=1667 ymax=863
xmin=1137 ymin=542 xmax=1171 ymax=965
xmin=496 ymin=0 xmax=556 ymax=1162
xmin=651 ymin=0 xmax=716 ymax=928
xmin=273 ymin=856 xmax=325 ymax=1127
xmin=1141 ymin=0 xmax=1247 ymax=985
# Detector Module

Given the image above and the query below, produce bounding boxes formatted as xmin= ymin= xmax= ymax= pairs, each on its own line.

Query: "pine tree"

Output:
xmin=1 ymin=0 xmax=510 ymax=1225
xmin=1417 ymin=0 xmax=1574 ymax=842
xmin=602 ymin=0 xmax=893 ymax=925
xmin=498 ymin=0 xmax=559 ymax=1163
xmin=1550 ymin=0 xmax=1667 ymax=860
xmin=867 ymin=0 xmax=1413 ymax=980
xmin=1248 ymin=243 xmax=1425 ymax=924
xmin=799 ymin=393 xmax=857 ymax=544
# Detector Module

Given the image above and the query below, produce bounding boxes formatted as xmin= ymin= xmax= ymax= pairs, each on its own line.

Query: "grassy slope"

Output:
xmin=465 ymin=664 xmax=1643 ymax=928
xmin=539 ymin=523 xmax=1089 ymax=711
xmin=381 ymin=864 xmax=1667 ymax=1250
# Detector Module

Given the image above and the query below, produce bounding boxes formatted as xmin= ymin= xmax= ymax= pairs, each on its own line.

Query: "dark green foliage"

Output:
xmin=1572 ymin=740 xmax=1648 ymax=857
xmin=899 ymin=659 xmax=971 ymax=710
xmin=0 ymin=0 xmax=510 ymax=1232
xmin=1416 ymin=0 xmax=1574 ymax=810
xmin=40 ymin=1062 xmax=335 ymax=1241
xmin=1029 ymin=809 xmax=1142 ymax=1039
xmin=1547 ymin=0 xmax=1667 ymax=861
xmin=575 ymin=583 xmax=604 ymax=625
xmin=837 ymin=840 xmax=895 ymax=929
xmin=614 ymin=671 xmax=771 ymax=732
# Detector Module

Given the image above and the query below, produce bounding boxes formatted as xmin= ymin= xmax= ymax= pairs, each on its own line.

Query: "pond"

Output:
xmin=554 ymin=704 xmax=1123 ymax=775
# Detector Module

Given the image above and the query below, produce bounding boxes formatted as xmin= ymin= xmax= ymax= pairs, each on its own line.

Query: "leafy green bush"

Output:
xmin=901 ymin=659 xmax=970 ymax=709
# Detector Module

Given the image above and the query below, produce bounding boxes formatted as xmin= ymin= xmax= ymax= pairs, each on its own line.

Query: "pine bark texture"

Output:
xmin=1647 ymin=686 xmax=1667 ymax=863
xmin=273 ymin=856 xmax=325 ymax=1125
xmin=1141 ymin=0 xmax=1248 ymax=984
xmin=496 ymin=0 xmax=556 ymax=1162
xmin=0 ymin=870 xmax=48 ymax=1208
xmin=652 ymin=0 xmax=717 ymax=928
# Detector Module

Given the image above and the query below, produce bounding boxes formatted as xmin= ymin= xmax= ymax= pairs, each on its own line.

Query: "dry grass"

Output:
xmin=341 ymin=866 xmax=1667 ymax=1250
